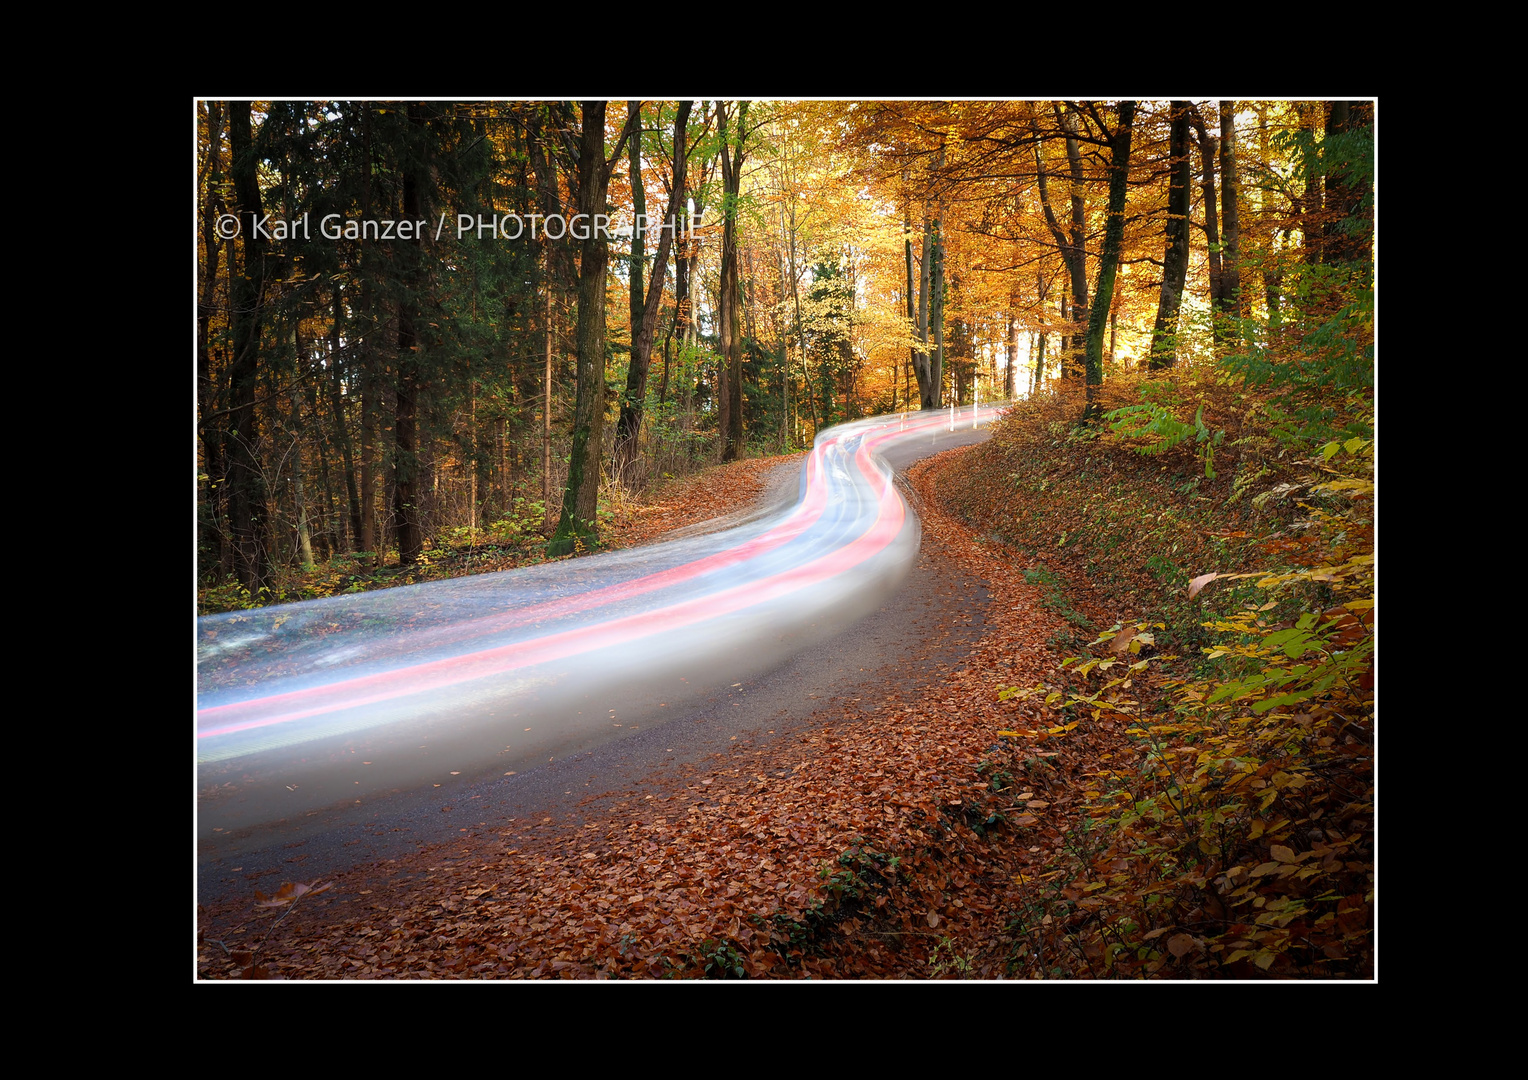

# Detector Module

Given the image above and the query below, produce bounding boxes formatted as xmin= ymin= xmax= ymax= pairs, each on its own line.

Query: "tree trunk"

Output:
xmin=1005 ymin=287 xmax=1018 ymax=398
xmin=1296 ymin=101 xmax=1324 ymax=266
xmin=226 ymin=102 xmax=273 ymax=594
xmin=1218 ymin=100 xmax=1243 ymax=341
xmin=527 ymin=110 xmax=562 ymax=530
xmin=1060 ymin=106 xmax=1089 ymax=379
xmin=393 ymin=103 xmax=426 ymax=568
xmin=915 ymin=215 xmax=935 ymax=408
xmin=1033 ymin=269 xmax=1051 ymax=393
xmin=616 ymin=101 xmax=692 ymax=480
xmin=307 ymin=374 xmax=337 ymax=560
xmin=784 ymin=198 xmax=817 ymax=433
xmin=1084 ymin=101 xmax=1135 ymax=417
xmin=550 ymin=101 xmax=639 ymax=555
xmin=1035 ymin=115 xmax=1088 ymax=381
xmin=326 ymin=283 xmax=361 ymax=549
xmin=197 ymin=101 xmax=227 ymax=575
xmin=1189 ymin=104 xmax=1224 ymax=355
xmin=777 ymin=208 xmax=793 ymax=446
xmin=357 ymin=110 xmax=378 ymax=564
xmin=1108 ymin=294 xmax=1119 ymax=369
xmin=930 ymin=211 xmax=946 ymax=406
xmin=1149 ymin=101 xmax=1192 ymax=369
xmin=290 ymin=375 xmax=315 ymax=568
xmin=622 ymin=100 xmax=646 ymax=470
xmin=718 ymin=101 xmax=749 ymax=461
xmin=530 ymin=104 xmax=576 ymax=295
xmin=543 ymin=287 xmax=553 ymax=531
xmin=904 ymin=202 xmax=919 ymax=404
xmin=1322 ymin=101 xmax=1373 ymax=268
xmin=659 ymin=255 xmax=683 ymax=405
xmin=1256 ymin=105 xmax=1285 ymax=329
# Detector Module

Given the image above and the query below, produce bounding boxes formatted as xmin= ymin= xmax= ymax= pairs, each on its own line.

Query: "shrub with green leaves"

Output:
xmin=1104 ymin=399 xmax=1224 ymax=478
xmin=1002 ymin=440 xmax=1373 ymax=978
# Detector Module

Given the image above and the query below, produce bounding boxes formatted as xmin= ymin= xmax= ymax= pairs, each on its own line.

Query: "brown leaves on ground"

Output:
xmin=600 ymin=454 xmax=801 ymax=550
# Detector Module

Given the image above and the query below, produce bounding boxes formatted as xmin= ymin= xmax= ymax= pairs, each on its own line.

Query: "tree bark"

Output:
xmin=226 ymin=102 xmax=273 ymax=593
xmin=527 ymin=109 xmax=563 ymax=531
xmin=550 ymin=101 xmax=639 ymax=555
xmin=1218 ymin=100 xmax=1243 ymax=341
xmin=1295 ymin=101 xmax=1324 ymax=266
xmin=1256 ymin=104 xmax=1285 ymax=329
xmin=1060 ymin=106 xmax=1089 ymax=379
xmin=1322 ymin=101 xmax=1372 ymax=268
xmin=393 ymin=103 xmax=426 ymax=568
xmin=914 ymin=214 xmax=935 ymax=408
xmin=929 ymin=211 xmax=946 ymax=406
xmin=616 ymin=100 xmax=691 ymax=479
xmin=904 ymin=201 xmax=919 ymax=402
xmin=1083 ymin=101 xmax=1135 ymax=417
xmin=784 ymin=191 xmax=817 ymax=433
xmin=1031 ymin=330 xmax=1044 ymax=395
xmin=326 ymin=283 xmax=361 ymax=549
xmin=1149 ymin=101 xmax=1192 ymax=369
xmin=1033 ymin=269 xmax=1050 ymax=392
xmin=660 ymin=166 xmax=705 ymax=408
xmin=305 ymin=371 xmax=337 ymax=560
xmin=718 ymin=101 xmax=749 ymax=461
xmin=624 ymin=100 xmax=646 ymax=456
xmin=289 ymin=351 xmax=315 ymax=568
xmin=357 ymin=109 xmax=378 ymax=563
xmin=1036 ymin=112 xmax=1088 ymax=381
xmin=197 ymin=101 xmax=227 ymax=574
xmin=1005 ymin=287 xmax=1018 ymax=398
xmin=1188 ymin=104 xmax=1225 ymax=354
xmin=530 ymin=104 xmax=576 ymax=295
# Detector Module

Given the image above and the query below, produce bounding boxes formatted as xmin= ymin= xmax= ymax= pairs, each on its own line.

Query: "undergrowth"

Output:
xmin=942 ymin=367 xmax=1373 ymax=978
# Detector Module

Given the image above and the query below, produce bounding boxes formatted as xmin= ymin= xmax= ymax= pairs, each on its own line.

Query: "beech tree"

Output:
xmin=1035 ymin=108 xmax=1090 ymax=381
xmin=1218 ymin=100 xmax=1243 ymax=340
xmin=717 ymin=101 xmax=751 ymax=460
xmin=550 ymin=101 xmax=639 ymax=555
xmin=1149 ymin=102 xmax=1192 ymax=369
xmin=616 ymin=100 xmax=693 ymax=480
xmin=1082 ymin=101 xmax=1135 ymax=413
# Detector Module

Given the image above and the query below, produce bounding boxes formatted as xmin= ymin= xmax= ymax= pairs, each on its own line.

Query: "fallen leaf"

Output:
xmin=1188 ymin=573 xmax=1220 ymax=598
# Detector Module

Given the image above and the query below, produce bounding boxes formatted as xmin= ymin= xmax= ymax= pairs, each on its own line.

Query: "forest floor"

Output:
xmin=197 ymin=398 xmax=1374 ymax=980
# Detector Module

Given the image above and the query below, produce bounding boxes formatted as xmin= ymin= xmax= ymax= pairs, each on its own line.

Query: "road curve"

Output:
xmin=196 ymin=404 xmax=1002 ymax=844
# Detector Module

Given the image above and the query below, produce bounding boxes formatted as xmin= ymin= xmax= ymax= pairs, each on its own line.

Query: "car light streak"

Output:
xmin=195 ymin=405 xmax=1000 ymax=841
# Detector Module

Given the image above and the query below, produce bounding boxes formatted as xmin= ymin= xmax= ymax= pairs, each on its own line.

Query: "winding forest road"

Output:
xmin=196 ymin=408 xmax=997 ymax=909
